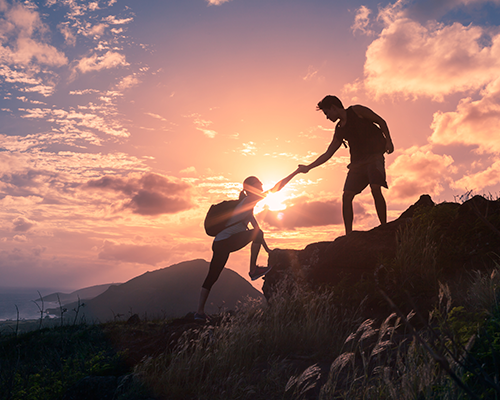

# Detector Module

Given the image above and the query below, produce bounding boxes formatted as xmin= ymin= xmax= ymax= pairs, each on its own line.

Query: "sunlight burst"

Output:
xmin=256 ymin=189 xmax=289 ymax=213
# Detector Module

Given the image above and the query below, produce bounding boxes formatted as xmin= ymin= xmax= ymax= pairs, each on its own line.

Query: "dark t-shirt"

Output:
xmin=333 ymin=106 xmax=386 ymax=164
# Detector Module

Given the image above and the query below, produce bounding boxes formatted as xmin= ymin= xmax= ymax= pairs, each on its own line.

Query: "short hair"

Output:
xmin=317 ymin=95 xmax=344 ymax=111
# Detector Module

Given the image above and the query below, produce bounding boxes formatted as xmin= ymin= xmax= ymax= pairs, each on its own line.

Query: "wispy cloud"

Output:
xmin=73 ymin=51 xmax=128 ymax=75
xmin=241 ymin=142 xmax=257 ymax=156
xmin=116 ymin=74 xmax=140 ymax=90
xmin=189 ymin=114 xmax=218 ymax=138
xmin=206 ymin=0 xmax=232 ymax=6
xmin=351 ymin=5 xmax=374 ymax=36
xmin=17 ymin=105 xmax=130 ymax=139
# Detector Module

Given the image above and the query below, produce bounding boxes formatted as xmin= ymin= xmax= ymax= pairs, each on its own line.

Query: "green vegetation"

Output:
xmin=0 ymin=324 xmax=130 ymax=400
xmin=1 ymin=198 xmax=500 ymax=399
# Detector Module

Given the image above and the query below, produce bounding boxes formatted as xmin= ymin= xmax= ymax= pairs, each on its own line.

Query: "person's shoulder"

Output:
xmin=350 ymin=104 xmax=377 ymax=120
xmin=350 ymin=104 xmax=370 ymax=113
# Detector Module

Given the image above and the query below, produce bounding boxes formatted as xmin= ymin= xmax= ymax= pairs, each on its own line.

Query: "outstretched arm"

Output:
xmin=268 ymin=167 xmax=301 ymax=194
xmin=298 ymin=136 xmax=343 ymax=174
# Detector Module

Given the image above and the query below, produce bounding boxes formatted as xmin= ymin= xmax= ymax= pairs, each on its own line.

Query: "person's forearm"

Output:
xmin=380 ymin=122 xmax=394 ymax=153
xmin=270 ymin=168 xmax=300 ymax=193
xmin=379 ymin=120 xmax=392 ymax=141
xmin=307 ymin=152 xmax=331 ymax=171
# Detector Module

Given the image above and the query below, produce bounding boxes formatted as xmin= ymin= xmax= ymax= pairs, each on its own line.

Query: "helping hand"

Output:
xmin=298 ymin=164 xmax=310 ymax=173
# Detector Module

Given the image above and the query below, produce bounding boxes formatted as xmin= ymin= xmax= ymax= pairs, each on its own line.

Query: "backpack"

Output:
xmin=204 ymin=199 xmax=243 ymax=237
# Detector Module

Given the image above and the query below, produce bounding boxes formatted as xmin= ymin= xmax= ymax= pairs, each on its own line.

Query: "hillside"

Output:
xmin=49 ymin=259 xmax=263 ymax=322
xmin=38 ymin=283 xmax=120 ymax=304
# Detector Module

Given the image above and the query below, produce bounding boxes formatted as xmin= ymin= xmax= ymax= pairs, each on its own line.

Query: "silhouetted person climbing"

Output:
xmin=196 ymin=169 xmax=300 ymax=321
xmin=299 ymin=95 xmax=394 ymax=235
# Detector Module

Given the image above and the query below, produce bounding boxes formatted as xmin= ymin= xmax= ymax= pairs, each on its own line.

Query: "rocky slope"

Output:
xmin=263 ymin=195 xmax=500 ymax=315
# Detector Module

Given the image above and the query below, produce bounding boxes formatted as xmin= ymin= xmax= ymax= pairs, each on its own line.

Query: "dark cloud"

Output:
xmin=86 ymin=175 xmax=136 ymax=194
xmin=126 ymin=190 xmax=192 ymax=215
xmin=98 ymin=241 xmax=169 ymax=266
xmin=259 ymin=197 xmax=366 ymax=229
xmin=405 ymin=0 xmax=458 ymax=22
xmin=1 ymin=169 xmax=58 ymax=194
xmin=85 ymin=172 xmax=194 ymax=215
xmin=12 ymin=217 xmax=35 ymax=232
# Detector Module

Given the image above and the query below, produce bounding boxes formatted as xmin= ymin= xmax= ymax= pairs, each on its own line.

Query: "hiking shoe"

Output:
xmin=249 ymin=266 xmax=273 ymax=281
xmin=194 ymin=312 xmax=211 ymax=322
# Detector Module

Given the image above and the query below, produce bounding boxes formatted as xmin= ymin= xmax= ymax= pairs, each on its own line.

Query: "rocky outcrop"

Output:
xmin=263 ymin=195 xmax=500 ymax=306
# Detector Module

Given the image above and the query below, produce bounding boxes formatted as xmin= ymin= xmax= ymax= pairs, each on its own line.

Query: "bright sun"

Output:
xmin=255 ymin=189 xmax=289 ymax=213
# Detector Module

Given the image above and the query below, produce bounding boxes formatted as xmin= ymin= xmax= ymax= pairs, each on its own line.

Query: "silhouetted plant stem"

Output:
xmin=15 ymin=305 xmax=19 ymax=337
xmin=32 ymin=290 xmax=45 ymax=330
xmin=72 ymin=295 xmax=84 ymax=325
xmin=56 ymin=294 xmax=67 ymax=328
xmin=380 ymin=289 xmax=482 ymax=400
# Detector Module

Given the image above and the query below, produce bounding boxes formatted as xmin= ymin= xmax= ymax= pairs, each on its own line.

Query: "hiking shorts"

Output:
xmin=343 ymin=155 xmax=388 ymax=195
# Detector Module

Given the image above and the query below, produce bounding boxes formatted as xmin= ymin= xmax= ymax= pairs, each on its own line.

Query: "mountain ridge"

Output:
xmin=49 ymin=259 xmax=264 ymax=322
xmin=37 ymin=283 xmax=121 ymax=304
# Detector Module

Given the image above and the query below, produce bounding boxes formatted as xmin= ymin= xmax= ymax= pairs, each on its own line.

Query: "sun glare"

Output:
xmin=256 ymin=189 xmax=289 ymax=213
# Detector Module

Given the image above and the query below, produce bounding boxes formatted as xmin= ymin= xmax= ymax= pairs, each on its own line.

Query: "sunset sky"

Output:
xmin=1 ymin=0 xmax=500 ymax=291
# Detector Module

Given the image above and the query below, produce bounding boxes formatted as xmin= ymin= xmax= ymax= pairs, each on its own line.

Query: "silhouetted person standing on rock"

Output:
xmin=299 ymin=95 xmax=394 ymax=235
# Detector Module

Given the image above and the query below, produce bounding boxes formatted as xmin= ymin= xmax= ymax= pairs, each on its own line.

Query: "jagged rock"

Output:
xmin=263 ymin=195 xmax=500 ymax=307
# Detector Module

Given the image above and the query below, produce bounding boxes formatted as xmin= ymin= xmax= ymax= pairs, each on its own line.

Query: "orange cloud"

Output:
xmin=430 ymin=78 xmax=500 ymax=153
xmin=74 ymin=51 xmax=128 ymax=74
xmin=364 ymin=10 xmax=500 ymax=99
xmin=388 ymin=147 xmax=455 ymax=200
xmin=452 ymin=159 xmax=500 ymax=191
xmin=0 ymin=0 xmax=67 ymax=66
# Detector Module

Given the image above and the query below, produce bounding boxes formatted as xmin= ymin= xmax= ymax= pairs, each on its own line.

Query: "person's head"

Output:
xmin=240 ymin=176 xmax=264 ymax=200
xmin=317 ymin=95 xmax=345 ymax=122
xmin=317 ymin=95 xmax=344 ymax=112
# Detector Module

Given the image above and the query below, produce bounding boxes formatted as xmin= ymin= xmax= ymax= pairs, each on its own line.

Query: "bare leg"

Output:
xmin=261 ymin=237 xmax=271 ymax=254
xmin=342 ymin=190 xmax=356 ymax=235
xmin=370 ymin=184 xmax=387 ymax=225
xmin=249 ymin=240 xmax=261 ymax=275
xmin=197 ymin=287 xmax=210 ymax=315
